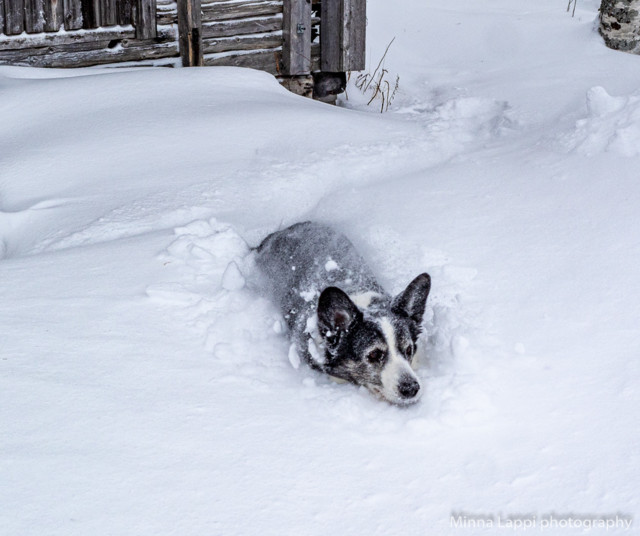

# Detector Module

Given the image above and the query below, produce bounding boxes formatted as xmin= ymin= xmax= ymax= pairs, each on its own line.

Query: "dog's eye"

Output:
xmin=404 ymin=344 xmax=414 ymax=357
xmin=366 ymin=349 xmax=385 ymax=364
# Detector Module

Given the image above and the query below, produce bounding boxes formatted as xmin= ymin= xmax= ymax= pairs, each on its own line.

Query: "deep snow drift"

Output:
xmin=2 ymin=0 xmax=639 ymax=534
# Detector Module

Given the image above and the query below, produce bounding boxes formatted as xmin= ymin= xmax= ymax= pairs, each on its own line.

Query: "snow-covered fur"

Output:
xmin=255 ymin=222 xmax=431 ymax=405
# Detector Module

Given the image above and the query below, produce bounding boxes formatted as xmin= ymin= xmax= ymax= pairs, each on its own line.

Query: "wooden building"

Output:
xmin=0 ymin=0 xmax=365 ymax=98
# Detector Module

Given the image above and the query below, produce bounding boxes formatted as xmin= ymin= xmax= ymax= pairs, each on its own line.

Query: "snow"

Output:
xmin=2 ymin=0 xmax=639 ymax=534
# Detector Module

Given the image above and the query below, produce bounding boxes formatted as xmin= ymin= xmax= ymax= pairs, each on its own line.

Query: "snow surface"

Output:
xmin=2 ymin=0 xmax=640 ymax=534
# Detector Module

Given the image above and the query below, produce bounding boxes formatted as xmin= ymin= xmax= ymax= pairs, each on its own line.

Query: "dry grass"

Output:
xmin=351 ymin=38 xmax=400 ymax=113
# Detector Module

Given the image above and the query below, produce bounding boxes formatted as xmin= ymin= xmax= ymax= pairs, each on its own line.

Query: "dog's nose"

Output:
xmin=398 ymin=376 xmax=420 ymax=399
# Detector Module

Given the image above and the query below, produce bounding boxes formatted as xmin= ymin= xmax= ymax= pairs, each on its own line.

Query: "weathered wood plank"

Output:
xmin=116 ymin=0 xmax=133 ymax=25
xmin=0 ymin=36 xmax=178 ymax=67
xmin=177 ymin=0 xmax=203 ymax=65
xmin=63 ymin=0 xmax=83 ymax=29
xmin=81 ymin=0 xmax=102 ymax=28
xmin=202 ymin=1 xmax=282 ymax=23
xmin=202 ymin=31 xmax=281 ymax=54
xmin=156 ymin=0 xmax=176 ymax=11
xmin=204 ymin=47 xmax=282 ymax=74
xmin=4 ymin=0 xmax=25 ymax=35
xmin=179 ymin=3 xmax=201 ymax=66
xmin=343 ymin=0 xmax=365 ymax=70
xmin=320 ymin=0 xmax=338 ymax=70
xmin=101 ymin=0 xmax=117 ymax=25
xmin=321 ymin=0 xmax=365 ymax=71
xmin=0 ymin=26 xmax=137 ymax=50
xmin=0 ymin=0 xmax=6 ymax=35
xmin=25 ymin=0 xmax=46 ymax=33
xmin=157 ymin=10 xmax=177 ymax=25
xmin=282 ymin=0 xmax=311 ymax=75
xmin=136 ymin=0 xmax=157 ymax=38
xmin=44 ymin=0 xmax=65 ymax=31
xmin=202 ymin=15 xmax=282 ymax=38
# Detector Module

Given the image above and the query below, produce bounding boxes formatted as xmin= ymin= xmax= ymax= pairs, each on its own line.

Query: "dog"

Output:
xmin=255 ymin=222 xmax=431 ymax=405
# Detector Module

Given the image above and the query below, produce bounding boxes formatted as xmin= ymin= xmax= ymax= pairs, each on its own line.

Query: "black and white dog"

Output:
xmin=255 ymin=222 xmax=431 ymax=405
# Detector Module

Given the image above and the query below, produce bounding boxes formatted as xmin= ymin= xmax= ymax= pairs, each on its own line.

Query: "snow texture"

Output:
xmin=1 ymin=0 xmax=639 ymax=534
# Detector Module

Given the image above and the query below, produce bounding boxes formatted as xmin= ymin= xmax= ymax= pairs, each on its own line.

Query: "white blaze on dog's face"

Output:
xmin=316 ymin=273 xmax=431 ymax=405
xmin=376 ymin=317 xmax=422 ymax=404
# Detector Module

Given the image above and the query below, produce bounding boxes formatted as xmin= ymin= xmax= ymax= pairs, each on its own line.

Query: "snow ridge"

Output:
xmin=562 ymin=86 xmax=640 ymax=157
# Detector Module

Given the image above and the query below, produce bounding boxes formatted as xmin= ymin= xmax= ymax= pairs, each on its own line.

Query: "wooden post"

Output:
xmin=63 ymin=0 xmax=83 ymax=29
xmin=321 ymin=0 xmax=366 ymax=72
xmin=283 ymin=0 xmax=312 ymax=75
xmin=4 ymin=0 xmax=25 ymax=34
xmin=177 ymin=0 xmax=203 ymax=66
xmin=136 ymin=0 xmax=157 ymax=39
xmin=44 ymin=0 xmax=65 ymax=31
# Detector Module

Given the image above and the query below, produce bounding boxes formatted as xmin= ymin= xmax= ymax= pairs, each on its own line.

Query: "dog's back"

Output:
xmin=255 ymin=222 xmax=384 ymax=329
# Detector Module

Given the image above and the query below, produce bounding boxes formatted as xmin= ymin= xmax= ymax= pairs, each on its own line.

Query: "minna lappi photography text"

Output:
xmin=450 ymin=511 xmax=634 ymax=531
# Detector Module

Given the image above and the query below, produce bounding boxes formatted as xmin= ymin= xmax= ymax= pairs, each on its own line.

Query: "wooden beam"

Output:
xmin=63 ymin=0 xmax=83 ymax=29
xmin=202 ymin=1 xmax=282 ymax=22
xmin=282 ymin=0 xmax=311 ymax=75
xmin=204 ymin=47 xmax=281 ymax=74
xmin=177 ymin=0 xmax=203 ymax=66
xmin=0 ymin=30 xmax=178 ymax=67
xmin=202 ymin=32 xmax=281 ymax=54
xmin=136 ymin=0 xmax=157 ymax=38
xmin=4 ymin=0 xmax=25 ymax=35
xmin=202 ymin=15 xmax=282 ymax=39
xmin=321 ymin=0 xmax=365 ymax=72
xmin=203 ymin=42 xmax=318 ymax=74
xmin=0 ymin=25 xmax=137 ymax=50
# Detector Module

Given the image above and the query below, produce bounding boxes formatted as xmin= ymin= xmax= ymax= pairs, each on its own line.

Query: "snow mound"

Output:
xmin=562 ymin=86 xmax=640 ymax=157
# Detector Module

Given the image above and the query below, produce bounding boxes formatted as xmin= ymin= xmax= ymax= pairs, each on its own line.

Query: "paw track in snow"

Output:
xmin=147 ymin=218 xmax=291 ymax=385
xmin=393 ymin=94 xmax=515 ymax=144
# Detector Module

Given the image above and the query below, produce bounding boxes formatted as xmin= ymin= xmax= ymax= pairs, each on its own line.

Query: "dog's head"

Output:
xmin=316 ymin=273 xmax=431 ymax=405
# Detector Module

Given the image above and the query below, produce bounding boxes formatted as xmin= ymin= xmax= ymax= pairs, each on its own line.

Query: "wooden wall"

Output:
xmin=0 ymin=0 xmax=362 ymax=96
xmin=0 ymin=0 xmax=177 ymax=67
xmin=0 ymin=0 xmax=149 ymax=34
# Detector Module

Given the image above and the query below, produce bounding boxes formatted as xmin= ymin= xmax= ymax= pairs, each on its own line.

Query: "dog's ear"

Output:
xmin=317 ymin=287 xmax=362 ymax=338
xmin=392 ymin=273 xmax=431 ymax=325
